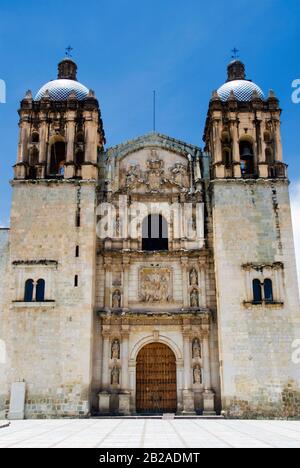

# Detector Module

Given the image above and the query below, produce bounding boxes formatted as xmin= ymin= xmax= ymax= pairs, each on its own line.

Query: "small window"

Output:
xmin=49 ymin=141 xmax=66 ymax=175
xmin=142 ymin=214 xmax=168 ymax=251
xmin=74 ymin=275 xmax=78 ymax=287
xmin=240 ymin=140 xmax=255 ymax=176
xmin=252 ymin=279 xmax=262 ymax=303
xmin=31 ymin=131 xmax=39 ymax=143
xmin=36 ymin=279 xmax=45 ymax=302
xmin=75 ymin=150 xmax=85 ymax=165
xmin=75 ymin=246 xmax=80 ymax=257
xmin=264 ymin=279 xmax=273 ymax=303
xmin=24 ymin=279 xmax=34 ymax=302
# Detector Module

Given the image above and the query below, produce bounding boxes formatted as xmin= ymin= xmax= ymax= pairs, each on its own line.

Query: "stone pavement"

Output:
xmin=0 ymin=419 xmax=300 ymax=448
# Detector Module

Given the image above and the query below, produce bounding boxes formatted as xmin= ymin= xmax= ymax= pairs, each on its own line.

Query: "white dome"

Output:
xmin=217 ymin=80 xmax=264 ymax=102
xmin=35 ymin=79 xmax=89 ymax=101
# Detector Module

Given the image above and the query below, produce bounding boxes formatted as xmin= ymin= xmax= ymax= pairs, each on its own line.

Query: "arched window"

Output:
xmin=263 ymin=131 xmax=272 ymax=144
xmin=264 ymin=279 xmax=273 ymax=303
xmin=76 ymin=131 xmax=84 ymax=144
xmin=36 ymin=279 xmax=45 ymax=302
xmin=252 ymin=279 xmax=262 ymax=303
xmin=24 ymin=279 xmax=34 ymax=302
xmin=75 ymin=245 xmax=79 ymax=257
xmin=31 ymin=131 xmax=39 ymax=143
xmin=240 ymin=140 xmax=255 ymax=176
xmin=49 ymin=141 xmax=66 ymax=176
xmin=75 ymin=149 xmax=85 ymax=165
xmin=222 ymin=148 xmax=232 ymax=168
xmin=142 ymin=214 xmax=168 ymax=251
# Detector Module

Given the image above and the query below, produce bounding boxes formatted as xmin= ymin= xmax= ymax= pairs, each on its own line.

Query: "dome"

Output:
xmin=35 ymin=79 xmax=89 ymax=101
xmin=217 ymin=79 xmax=264 ymax=102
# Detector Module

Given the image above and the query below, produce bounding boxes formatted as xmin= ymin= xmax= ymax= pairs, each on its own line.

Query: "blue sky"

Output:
xmin=0 ymin=0 xmax=300 ymax=231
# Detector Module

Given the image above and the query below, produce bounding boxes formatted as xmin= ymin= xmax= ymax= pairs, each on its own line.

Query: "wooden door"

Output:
xmin=136 ymin=342 xmax=177 ymax=414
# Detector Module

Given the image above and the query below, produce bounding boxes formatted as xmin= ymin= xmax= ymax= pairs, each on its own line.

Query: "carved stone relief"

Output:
xmin=139 ymin=268 xmax=172 ymax=303
xmin=120 ymin=150 xmax=189 ymax=193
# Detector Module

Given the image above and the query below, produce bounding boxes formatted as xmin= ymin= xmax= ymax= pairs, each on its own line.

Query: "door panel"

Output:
xmin=136 ymin=342 xmax=177 ymax=413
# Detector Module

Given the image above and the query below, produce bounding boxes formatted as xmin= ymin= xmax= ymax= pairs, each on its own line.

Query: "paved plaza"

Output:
xmin=0 ymin=419 xmax=300 ymax=448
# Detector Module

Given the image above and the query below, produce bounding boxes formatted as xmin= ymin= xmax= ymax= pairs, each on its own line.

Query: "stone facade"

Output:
xmin=0 ymin=57 xmax=299 ymax=419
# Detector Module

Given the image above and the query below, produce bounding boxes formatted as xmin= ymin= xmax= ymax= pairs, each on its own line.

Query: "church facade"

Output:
xmin=0 ymin=57 xmax=299 ymax=419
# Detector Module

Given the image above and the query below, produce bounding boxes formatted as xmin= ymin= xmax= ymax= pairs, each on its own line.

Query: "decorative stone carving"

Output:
xmin=126 ymin=163 xmax=142 ymax=188
xmin=139 ymin=268 xmax=171 ymax=303
xmin=111 ymin=339 xmax=120 ymax=359
xmin=192 ymin=338 xmax=201 ymax=358
xmin=146 ymin=158 xmax=164 ymax=191
xmin=170 ymin=162 xmax=189 ymax=188
xmin=112 ymin=290 xmax=121 ymax=308
xmin=189 ymin=268 xmax=198 ymax=286
xmin=111 ymin=366 xmax=120 ymax=385
xmin=190 ymin=289 xmax=199 ymax=308
xmin=193 ymin=365 xmax=202 ymax=384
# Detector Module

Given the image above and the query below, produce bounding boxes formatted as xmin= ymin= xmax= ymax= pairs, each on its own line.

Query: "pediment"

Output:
xmin=104 ymin=133 xmax=202 ymax=194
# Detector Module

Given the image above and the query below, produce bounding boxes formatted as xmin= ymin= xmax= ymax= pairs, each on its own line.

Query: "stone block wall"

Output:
xmin=0 ymin=181 xmax=97 ymax=418
xmin=212 ymin=179 xmax=300 ymax=418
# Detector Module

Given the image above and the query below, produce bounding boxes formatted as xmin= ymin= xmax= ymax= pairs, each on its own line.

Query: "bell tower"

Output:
xmin=6 ymin=57 xmax=106 ymax=418
xmin=14 ymin=57 xmax=105 ymax=181
xmin=204 ymin=59 xmax=287 ymax=181
xmin=205 ymin=59 xmax=300 ymax=418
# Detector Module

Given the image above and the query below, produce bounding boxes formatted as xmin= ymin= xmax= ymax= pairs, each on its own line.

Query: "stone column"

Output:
xmin=182 ymin=330 xmax=195 ymax=414
xmin=102 ymin=332 xmax=110 ymax=389
xmin=39 ymin=119 xmax=48 ymax=164
xmin=66 ymin=113 xmax=76 ymax=162
xmin=122 ymin=258 xmax=130 ymax=309
xmin=274 ymin=118 xmax=283 ymax=161
xmin=121 ymin=331 xmax=129 ymax=390
xmin=181 ymin=258 xmax=189 ymax=308
xmin=104 ymin=259 xmax=112 ymax=309
xmin=212 ymin=118 xmax=222 ymax=163
xmin=18 ymin=119 xmax=30 ymax=163
xmin=202 ymin=330 xmax=215 ymax=415
xmin=230 ymin=119 xmax=241 ymax=178
xmin=202 ymin=332 xmax=211 ymax=390
xmin=183 ymin=332 xmax=191 ymax=389
xmin=84 ymin=112 xmax=98 ymax=163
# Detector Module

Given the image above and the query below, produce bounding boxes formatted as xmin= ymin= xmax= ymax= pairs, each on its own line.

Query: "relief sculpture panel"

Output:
xmin=139 ymin=268 xmax=172 ymax=303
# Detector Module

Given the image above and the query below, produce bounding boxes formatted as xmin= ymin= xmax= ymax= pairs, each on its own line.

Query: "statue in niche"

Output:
xmin=189 ymin=268 xmax=198 ymax=286
xmin=193 ymin=365 xmax=202 ymax=384
xmin=112 ymin=290 xmax=121 ymax=308
xmin=111 ymin=366 xmax=120 ymax=385
xmin=190 ymin=289 xmax=199 ymax=308
xmin=192 ymin=338 xmax=201 ymax=358
xmin=111 ymin=339 xmax=120 ymax=359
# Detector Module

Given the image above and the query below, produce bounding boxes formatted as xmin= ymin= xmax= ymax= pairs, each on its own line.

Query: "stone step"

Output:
xmin=91 ymin=414 xmax=224 ymax=420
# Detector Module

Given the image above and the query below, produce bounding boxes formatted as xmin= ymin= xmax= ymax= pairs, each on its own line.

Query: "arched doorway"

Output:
xmin=136 ymin=342 xmax=177 ymax=414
